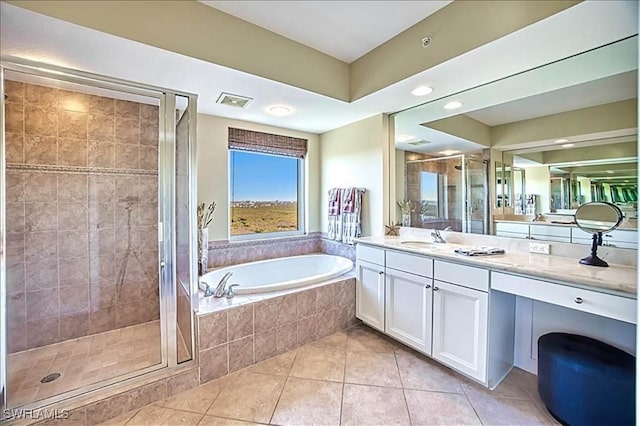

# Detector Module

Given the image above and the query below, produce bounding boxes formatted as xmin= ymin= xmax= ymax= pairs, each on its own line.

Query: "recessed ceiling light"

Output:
xmin=624 ymin=180 xmax=630 ymax=183
xmin=554 ymin=138 xmax=569 ymax=144
xmin=267 ymin=105 xmax=292 ymax=117
xmin=606 ymin=170 xmax=615 ymax=174
xmin=439 ymin=150 xmax=460 ymax=156
xmin=561 ymin=143 xmax=575 ymax=148
xmin=443 ymin=101 xmax=463 ymax=110
xmin=411 ymin=86 xmax=434 ymax=96
xmin=396 ymin=134 xmax=414 ymax=143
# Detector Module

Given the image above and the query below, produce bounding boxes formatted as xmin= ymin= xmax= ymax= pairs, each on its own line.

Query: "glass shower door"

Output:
xmin=465 ymin=158 xmax=488 ymax=234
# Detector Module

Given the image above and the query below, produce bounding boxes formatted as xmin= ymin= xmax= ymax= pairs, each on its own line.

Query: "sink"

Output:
xmin=399 ymin=240 xmax=435 ymax=249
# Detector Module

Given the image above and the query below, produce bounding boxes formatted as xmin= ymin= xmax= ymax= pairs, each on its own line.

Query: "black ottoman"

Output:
xmin=538 ymin=333 xmax=635 ymax=426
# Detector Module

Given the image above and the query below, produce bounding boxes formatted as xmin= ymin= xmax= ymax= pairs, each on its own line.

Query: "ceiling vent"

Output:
xmin=216 ymin=92 xmax=252 ymax=108
xmin=408 ymin=140 xmax=430 ymax=146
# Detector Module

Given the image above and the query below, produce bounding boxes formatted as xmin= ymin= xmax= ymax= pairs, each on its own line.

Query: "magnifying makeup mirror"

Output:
xmin=574 ymin=202 xmax=624 ymax=267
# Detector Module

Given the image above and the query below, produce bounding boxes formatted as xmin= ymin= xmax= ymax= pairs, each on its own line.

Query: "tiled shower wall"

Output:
xmin=4 ymin=80 xmax=160 ymax=353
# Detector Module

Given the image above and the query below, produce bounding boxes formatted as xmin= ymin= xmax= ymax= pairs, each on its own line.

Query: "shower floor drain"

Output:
xmin=40 ymin=373 xmax=61 ymax=384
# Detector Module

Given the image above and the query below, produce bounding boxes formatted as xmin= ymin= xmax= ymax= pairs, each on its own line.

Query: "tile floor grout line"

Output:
xmin=393 ymin=350 xmax=413 ymax=426
xmin=267 ymin=374 xmax=290 ymax=425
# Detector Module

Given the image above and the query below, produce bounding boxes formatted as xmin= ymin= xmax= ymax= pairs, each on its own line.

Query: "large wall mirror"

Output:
xmin=390 ymin=15 xmax=637 ymax=247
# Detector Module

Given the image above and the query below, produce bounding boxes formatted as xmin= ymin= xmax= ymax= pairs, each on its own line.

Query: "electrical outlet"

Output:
xmin=529 ymin=242 xmax=550 ymax=254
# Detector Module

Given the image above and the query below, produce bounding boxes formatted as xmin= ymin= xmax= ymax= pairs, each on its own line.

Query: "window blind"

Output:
xmin=228 ymin=127 xmax=307 ymax=159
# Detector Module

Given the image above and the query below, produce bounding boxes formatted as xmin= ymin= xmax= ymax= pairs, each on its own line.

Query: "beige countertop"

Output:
xmin=494 ymin=219 xmax=638 ymax=230
xmin=355 ymin=236 xmax=637 ymax=297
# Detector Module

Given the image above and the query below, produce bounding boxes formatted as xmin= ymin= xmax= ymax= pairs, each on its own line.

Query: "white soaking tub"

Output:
xmin=199 ymin=254 xmax=353 ymax=294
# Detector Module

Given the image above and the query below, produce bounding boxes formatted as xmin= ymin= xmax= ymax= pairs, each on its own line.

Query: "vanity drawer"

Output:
xmin=496 ymin=231 xmax=529 ymax=239
xmin=356 ymin=244 xmax=385 ymax=266
xmin=386 ymin=250 xmax=433 ymax=277
xmin=495 ymin=222 xmax=529 ymax=234
xmin=603 ymin=229 xmax=637 ymax=243
xmin=434 ymin=260 xmax=489 ymax=292
xmin=529 ymin=224 xmax=571 ymax=238
xmin=492 ymin=272 xmax=636 ymax=324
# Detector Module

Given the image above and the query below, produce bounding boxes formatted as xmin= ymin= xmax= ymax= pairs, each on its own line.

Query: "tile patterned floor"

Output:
xmin=101 ymin=325 xmax=559 ymax=426
xmin=8 ymin=321 xmax=162 ymax=407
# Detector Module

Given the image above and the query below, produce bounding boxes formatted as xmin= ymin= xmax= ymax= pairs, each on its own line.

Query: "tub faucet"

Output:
xmin=198 ymin=280 xmax=215 ymax=297
xmin=431 ymin=230 xmax=446 ymax=244
xmin=214 ymin=272 xmax=233 ymax=298
xmin=443 ymin=226 xmax=453 ymax=231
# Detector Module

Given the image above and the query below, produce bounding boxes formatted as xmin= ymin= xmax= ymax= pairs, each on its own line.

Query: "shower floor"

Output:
xmin=7 ymin=320 xmax=162 ymax=408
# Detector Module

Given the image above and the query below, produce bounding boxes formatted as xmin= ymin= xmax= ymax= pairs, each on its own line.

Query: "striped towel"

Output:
xmin=342 ymin=187 xmax=356 ymax=213
xmin=328 ymin=188 xmax=341 ymax=216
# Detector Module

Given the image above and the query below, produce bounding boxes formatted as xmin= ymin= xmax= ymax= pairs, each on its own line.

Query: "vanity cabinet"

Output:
xmin=355 ymin=246 xmax=385 ymax=332
xmin=529 ymin=224 xmax=571 ymax=243
xmin=572 ymin=228 xmax=637 ymax=249
xmin=355 ymin=245 xmax=497 ymax=385
xmin=385 ymin=259 xmax=433 ymax=354
xmin=432 ymin=260 xmax=490 ymax=381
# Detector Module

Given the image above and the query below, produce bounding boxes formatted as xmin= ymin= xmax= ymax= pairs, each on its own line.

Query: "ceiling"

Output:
xmin=1 ymin=1 xmax=637 ymax=137
xmin=201 ymin=1 xmax=451 ymax=63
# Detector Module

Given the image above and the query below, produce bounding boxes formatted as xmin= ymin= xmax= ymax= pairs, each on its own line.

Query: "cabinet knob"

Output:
xmin=433 ymin=286 xmax=439 ymax=291
xmin=425 ymin=284 xmax=431 ymax=289
xmin=574 ymin=297 xmax=583 ymax=304
xmin=378 ymin=271 xmax=384 ymax=275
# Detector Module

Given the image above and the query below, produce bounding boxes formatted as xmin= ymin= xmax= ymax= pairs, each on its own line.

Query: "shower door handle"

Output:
xmin=160 ymin=261 xmax=166 ymax=268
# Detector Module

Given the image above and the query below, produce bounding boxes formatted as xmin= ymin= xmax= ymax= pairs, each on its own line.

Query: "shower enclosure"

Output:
xmin=0 ymin=60 xmax=197 ymax=410
xmin=404 ymin=154 xmax=489 ymax=234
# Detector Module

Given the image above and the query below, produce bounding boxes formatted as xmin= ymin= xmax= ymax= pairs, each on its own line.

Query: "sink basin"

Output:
xmin=399 ymin=240 xmax=435 ymax=248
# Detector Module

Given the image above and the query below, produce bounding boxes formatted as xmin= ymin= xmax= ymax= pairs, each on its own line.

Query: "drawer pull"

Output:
xmin=425 ymin=284 xmax=431 ymax=289
xmin=433 ymin=286 xmax=440 ymax=291
xmin=575 ymin=297 xmax=583 ymax=304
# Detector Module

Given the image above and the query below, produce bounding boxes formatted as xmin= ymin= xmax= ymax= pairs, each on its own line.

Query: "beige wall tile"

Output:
xmin=115 ymin=118 xmax=140 ymax=145
xmin=26 ymin=288 xmax=59 ymax=320
xmin=58 ymin=202 xmax=88 ymax=231
xmin=59 ymin=137 xmax=88 ymax=167
xmin=296 ymin=314 xmax=317 ymax=346
xmin=116 ymin=100 xmax=140 ymax=120
xmin=60 ymin=285 xmax=90 ymax=315
xmin=276 ymin=294 xmax=297 ymax=326
xmin=25 ymin=84 xmax=57 ymax=108
xmin=228 ymin=336 xmax=254 ymax=373
xmin=115 ymin=143 xmax=139 ymax=169
xmin=27 ymin=316 xmax=60 ymax=349
xmin=317 ymin=309 xmax=336 ymax=338
xmin=140 ymin=121 xmax=158 ymax=146
xmin=60 ymin=311 xmax=90 ymax=340
xmin=25 ymin=258 xmax=58 ymax=290
xmin=6 ymin=132 xmax=24 ymax=163
xmin=5 ymin=80 xmax=24 ymax=103
xmin=88 ymin=95 xmax=115 ymax=116
xmin=198 ymin=311 xmax=228 ymax=350
xmin=6 ymin=261 xmax=26 ymax=295
xmin=139 ymin=104 xmax=158 ymax=123
xmin=58 ymin=174 xmax=88 ymax=202
xmin=296 ymin=288 xmax=316 ymax=319
xmin=58 ymin=89 xmax=89 ymax=113
xmin=90 ymin=175 xmax=115 ymax=203
xmin=5 ymin=103 xmax=24 ymax=133
xmin=139 ymin=146 xmax=158 ymax=170
xmin=25 ymin=106 xmax=56 ymax=136
xmin=89 ymin=141 xmax=115 ymax=168
xmin=199 ymin=344 xmax=228 ymax=383
xmin=6 ymin=202 xmax=25 ymax=233
xmin=276 ymin=322 xmax=297 ymax=354
xmin=58 ymin=110 xmax=88 ymax=139
xmin=116 ymin=301 xmax=141 ymax=327
xmin=24 ymin=134 xmax=57 ymax=165
xmin=7 ymin=292 xmax=26 ymax=324
xmin=59 ymin=257 xmax=90 ymax=286
xmin=25 ymin=230 xmax=58 ymax=261
xmin=58 ymin=230 xmax=89 ymax=259
xmin=88 ymin=114 xmax=115 ymax=142
xmin=25 ymin=173 xmax=57 ymax=202
xmin=228 ymin=305 xmax=253 ymax=341
xmin=25 ymin=202 xmax=57 ymax=232
xmin=254 ymin=329 xmax=277 ymax=363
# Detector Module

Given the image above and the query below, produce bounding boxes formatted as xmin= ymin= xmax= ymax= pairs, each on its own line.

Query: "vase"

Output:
xmin=401 ymin=213 xmax=411 ymax=227
xmin=198 ymin=228 xmax=209 ymax=276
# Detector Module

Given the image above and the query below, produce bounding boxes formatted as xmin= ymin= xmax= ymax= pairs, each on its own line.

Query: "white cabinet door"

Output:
xmin=432 ymin=280 xmax=488 ymax=382
xmin=356 ymin=259 xmax=385 ymax=332
xmin=385 ymin=268 xmax=433 ymax=354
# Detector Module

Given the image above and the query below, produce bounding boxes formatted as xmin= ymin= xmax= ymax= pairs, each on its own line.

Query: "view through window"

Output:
xmin=230 ymin=150 xmax=300 ymax=236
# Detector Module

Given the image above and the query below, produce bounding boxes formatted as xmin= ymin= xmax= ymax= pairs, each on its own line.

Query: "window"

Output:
xmin=228 ymin=128 xmax=307 ymax=239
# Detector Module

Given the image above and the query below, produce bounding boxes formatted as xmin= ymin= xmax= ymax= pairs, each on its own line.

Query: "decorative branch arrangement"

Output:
xmin=397 ymin=200 xmax=413 ymax=214
xmin=197 ymin=201 xmax=216 ymax=230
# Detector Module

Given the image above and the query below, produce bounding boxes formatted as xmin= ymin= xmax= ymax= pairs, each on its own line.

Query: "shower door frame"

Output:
xmin=0 ymin=58 xmax=198 ymax=411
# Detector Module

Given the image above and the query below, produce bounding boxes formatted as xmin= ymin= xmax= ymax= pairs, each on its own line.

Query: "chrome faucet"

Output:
xmin=431 ymin=230 xmax=446 ymax=243
xmin=443 ymin=226 xmax=453 ymax=231
xmin=214 ymin=272 xmax=234 ymax=298
xmin=198 ymin=280 xmax=215 ymax=297
xmin=532 ymin=213 xmax=544 ymax=222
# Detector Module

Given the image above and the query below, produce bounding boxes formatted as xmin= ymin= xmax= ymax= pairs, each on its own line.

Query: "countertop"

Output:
xmin=355 ymin=236 xmax=637 ymax=297
xmin=494 ymin=219 xmax=637 ymax=230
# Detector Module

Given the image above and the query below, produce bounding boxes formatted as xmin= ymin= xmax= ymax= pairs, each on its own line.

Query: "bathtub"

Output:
xmin=199 ymin=254 xmax=353 ymax=294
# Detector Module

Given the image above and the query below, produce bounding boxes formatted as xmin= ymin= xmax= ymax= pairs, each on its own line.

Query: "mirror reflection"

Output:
xmin=391 ymin=36 xmax=637 ymax=248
